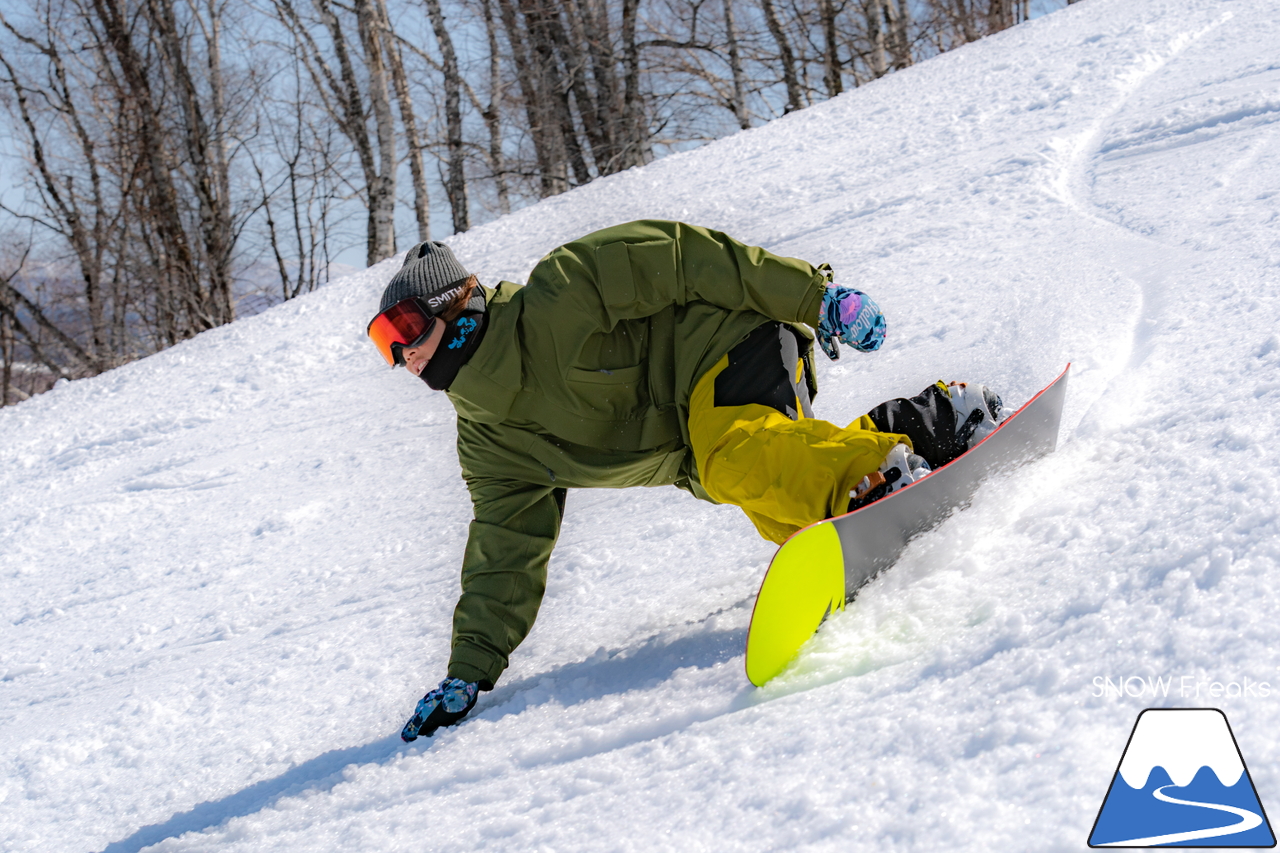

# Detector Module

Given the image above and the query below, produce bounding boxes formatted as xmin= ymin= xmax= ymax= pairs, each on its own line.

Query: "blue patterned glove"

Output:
xmin=817 ymin=285 xmax=886 ymax=360
xmin=401 ymin=677 xmax=479 ymax=742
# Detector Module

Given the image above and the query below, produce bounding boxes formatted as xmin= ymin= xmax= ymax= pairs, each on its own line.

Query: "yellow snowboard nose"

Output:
xmin=745 ymin=522 xmax=846 ymax=686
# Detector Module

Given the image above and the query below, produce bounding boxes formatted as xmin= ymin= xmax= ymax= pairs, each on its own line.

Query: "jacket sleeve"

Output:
xmin=447 ymin=475 xmax=565 ymax=688
xmin=528 ymin=220 xmax=829 ymax=330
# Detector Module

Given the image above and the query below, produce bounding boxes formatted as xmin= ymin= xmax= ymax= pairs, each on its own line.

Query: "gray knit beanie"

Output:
xmin=379 ymin=241 xmax=472 ymax=315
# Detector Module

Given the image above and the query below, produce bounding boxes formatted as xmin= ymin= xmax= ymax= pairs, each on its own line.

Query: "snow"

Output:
xmin=3 ymin=0 xmax=1280 ymax=849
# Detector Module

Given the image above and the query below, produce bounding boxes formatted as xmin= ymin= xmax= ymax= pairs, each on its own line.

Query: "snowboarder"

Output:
xmin=366 ymin=221 xmax=1003 ymax=740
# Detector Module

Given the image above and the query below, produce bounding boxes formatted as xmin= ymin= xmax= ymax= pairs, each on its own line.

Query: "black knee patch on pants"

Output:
xmin=714 ymin=322 xmax=813 ymax=420
xmin=866 ymin=383 xmax=963 ymax=470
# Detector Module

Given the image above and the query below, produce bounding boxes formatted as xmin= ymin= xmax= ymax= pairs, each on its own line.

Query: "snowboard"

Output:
xmin=744 ymin=364 xmax=1071 ymax=686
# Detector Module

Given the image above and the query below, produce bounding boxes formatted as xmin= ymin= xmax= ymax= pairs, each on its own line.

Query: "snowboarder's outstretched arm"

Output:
xmin=398 ymin=426 xmax=567 ymax=740
xmin=447 ymin=474 xmax=566 ymax=689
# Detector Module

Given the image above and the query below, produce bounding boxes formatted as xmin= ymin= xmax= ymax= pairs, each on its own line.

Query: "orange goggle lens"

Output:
xmin=367 ymin=298 xmax=437 ymax=366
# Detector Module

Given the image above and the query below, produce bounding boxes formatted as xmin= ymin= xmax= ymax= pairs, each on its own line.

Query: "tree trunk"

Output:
xmin=0 ymin=271 xmax=92 ymax=372
xmin=573 ymin=0 xmax=622 ymax=169
xmin=90 ymin=0 xmax=206 ymax=341
xmin=951 ymin=0 xmax=979 ymax=43
xmin=423 ymin=0 xmax=470 ymax=232
xmin=987 ymin=0 xmax=1012 ymax=33
xmin=148 ymin=0 xmax=236 ymax=328
xmin=891 ymin=0 xmax=912 ymax=70
xmin=554 ymin=0 xmax=612 ymax=175
xmin=199 ymin=0 xmax=235 ymax=325
xmin=496 ymin=0 xmax=566 ymax=195
xmin=722 ymin=0 xmax=750 ymax=129
xmin=354 ymin=0 xmax=397 ymax=262
xmin=620 ymin=0 xmax=648 ymax=166
xmin=819 ymin=0 xmax=842 ymax=97
xmin=0 ymin=33 xmax=108 ymax=367
xmin=0 ymin=307 xmax=11 ymax=405
xmin=481 ymin=0 xmax=511 ymax=214
xmin=520 ymin=0 xmax=590 ymax=186
xmin=865 ymin=0 xmax=888 ymax=79
xmin=376 ymin=0 xmax=429 ymax=241
xmin=760 ymin=0 xmax=803 ymax=113
xmin=300 ymin=0 xmax=396 ymax=266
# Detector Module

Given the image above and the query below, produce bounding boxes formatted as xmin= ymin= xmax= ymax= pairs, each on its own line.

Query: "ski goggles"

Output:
xmin=367 ymin=297 xmax=439 ymax=367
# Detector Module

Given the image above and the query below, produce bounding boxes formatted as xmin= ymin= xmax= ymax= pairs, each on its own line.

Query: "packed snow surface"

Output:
xmin=3 ymin=0 xmax=1280 ymax=849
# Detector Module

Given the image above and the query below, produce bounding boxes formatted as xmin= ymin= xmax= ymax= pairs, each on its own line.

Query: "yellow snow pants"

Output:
xmin=689 ymin=352 xmax=909 ymax=545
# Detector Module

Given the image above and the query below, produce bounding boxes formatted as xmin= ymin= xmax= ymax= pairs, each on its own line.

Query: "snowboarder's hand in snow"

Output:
xmin=817 ymin=285 xmax=886 ymax=360
xmin=401 ymin=677 xmax=479 ymax=742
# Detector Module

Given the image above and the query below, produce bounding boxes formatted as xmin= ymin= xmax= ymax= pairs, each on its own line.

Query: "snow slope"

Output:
xmin=3 ymin=0 xmax=1280 ymax=849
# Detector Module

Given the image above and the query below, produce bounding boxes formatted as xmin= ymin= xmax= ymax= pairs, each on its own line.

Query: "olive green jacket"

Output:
xmin=444 ymin=220 xmax=828 ymax=687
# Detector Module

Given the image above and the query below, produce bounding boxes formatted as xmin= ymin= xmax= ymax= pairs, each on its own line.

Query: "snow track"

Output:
xmin=3 ymin=0 xmax=1280 ymax=850
xmin=1045 ymin=13 xmax=1231 ymax=435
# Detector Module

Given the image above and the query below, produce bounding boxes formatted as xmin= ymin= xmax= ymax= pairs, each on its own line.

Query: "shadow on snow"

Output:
xmin=96 ymin=618 xmax=749 ymax=853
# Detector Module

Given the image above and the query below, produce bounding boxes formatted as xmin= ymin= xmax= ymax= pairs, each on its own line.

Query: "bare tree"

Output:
xmin=571 ymin=0 xmax=626 ymax=170
xmin=496 ymin=0 xmax=567 ymax=196
xmin=0 ymin=245 xmax=92 ymax=382
xmin=521 ymin=0 xmax=591 ymax=184
xmin=889 ymin=0 xmax=912 ymax=71
xmin=273 ymin=0 xmax=399 ymax=265
xmin=354 ymin=0 xmax=398 ymax=261
xmin=722 ymin=0 xmax=751 ymax=128
xmin=478 ymin=0 xmax=512 ymax=213
xmin=423 ymin=0 xmax=471 ymax=231
xmin=376 ymin=0 xmax=431 ymax=241
xmin=252 ymin=56 xmax=344 ymax=303
xmin=90 ymin=0 xmax=222 ymax=342
xmin=147 ymin=0 xmax=239 ymax=329
xmin=620 ymin=0 xmax=650 ymax=165
xmin=1 ymin=0 xmax=262 ymax=373
xmin=920 ymin=0 xmax=1030 ymax=48
xmin=0 ymin=289 xmax=14 ymax=404
xmin=760 ymin=0 xmax=804 ymax=112
xmin=818 ymin=0 xmax=842 ymax=96
xmin=864 ymin=0 xmax=888 ymax=78
xmin=0 ymin=16 xmax=116 ymax=369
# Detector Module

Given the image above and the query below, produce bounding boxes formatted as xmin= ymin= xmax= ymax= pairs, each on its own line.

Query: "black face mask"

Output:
xmin=420 ymin=309 xmax=488 ymax=391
